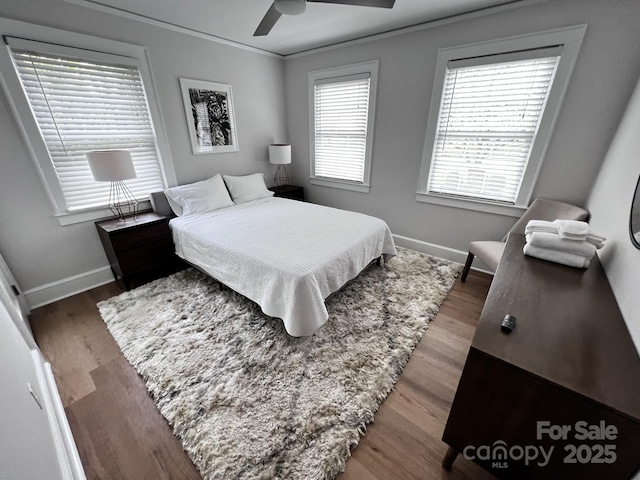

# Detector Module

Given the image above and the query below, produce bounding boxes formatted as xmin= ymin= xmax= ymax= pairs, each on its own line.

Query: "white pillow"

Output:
xmin=165 ymin=195 xmax=184 ymax=217
xmin=223 ymin=173 xmax=274 ymax=204
xmin=164 ymin=174 xmax=234 ymax=216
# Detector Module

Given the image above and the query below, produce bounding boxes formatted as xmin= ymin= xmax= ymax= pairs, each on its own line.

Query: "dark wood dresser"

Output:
xmin=96 ymin=211 xmax=176 ymax=290
xmin=443 ymin=234 xmax=640 ymax=479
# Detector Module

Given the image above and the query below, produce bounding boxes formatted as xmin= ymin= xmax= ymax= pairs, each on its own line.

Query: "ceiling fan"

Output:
xmin=254 ymin=0 xmax=396 ymax=36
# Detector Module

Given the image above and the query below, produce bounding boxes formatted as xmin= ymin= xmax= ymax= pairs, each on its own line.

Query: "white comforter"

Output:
xmin=169 ymin=197 xmax=396 ymax=336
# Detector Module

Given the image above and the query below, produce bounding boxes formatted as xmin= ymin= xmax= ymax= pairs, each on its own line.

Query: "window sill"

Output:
xmin=416 ymin=192 xmax=526 ymax=218
xmin=55 ymin=200 xmax=152 ymax=226
xmin=310 ymin=177 xmax=370 ymax=193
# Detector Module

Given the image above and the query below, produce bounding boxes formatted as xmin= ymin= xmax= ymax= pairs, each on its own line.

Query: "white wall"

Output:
xmin=0 ymin=0 xmax=287 ymax=296
xmin=284 ymin=0 xmax=640 ymax=253
xmin=586 ymin=74 xmax=640 ymax=350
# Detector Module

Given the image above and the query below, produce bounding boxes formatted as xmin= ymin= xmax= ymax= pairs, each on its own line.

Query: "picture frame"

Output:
xmin=179 ymin=78 xmax=238 ymax=154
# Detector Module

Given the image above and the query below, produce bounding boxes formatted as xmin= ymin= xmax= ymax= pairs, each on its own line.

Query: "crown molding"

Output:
xmin=284 ymin=0 xmax=546 ymax=59
xmin=61 ymin=0 xmax=284 ymax=58
xmin=61 ymin=0 xmax=546 ymax=59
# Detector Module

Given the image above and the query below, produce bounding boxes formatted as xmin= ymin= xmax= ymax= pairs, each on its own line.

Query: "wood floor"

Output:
xmin=29 ymin=269 xmax=495 ymax=480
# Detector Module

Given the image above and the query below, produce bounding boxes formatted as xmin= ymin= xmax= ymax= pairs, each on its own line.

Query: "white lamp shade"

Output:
xmin=269 ymin=144 xmax=291 ymax=165
xmin=87 ymin=150 xmax=136 ymax=182
xmin=274 ymin=0 xmax=306 ymax=15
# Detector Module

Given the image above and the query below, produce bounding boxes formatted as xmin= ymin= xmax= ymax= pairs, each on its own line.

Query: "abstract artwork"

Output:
xmin=180 ymin=79 xmax=238 ymax=154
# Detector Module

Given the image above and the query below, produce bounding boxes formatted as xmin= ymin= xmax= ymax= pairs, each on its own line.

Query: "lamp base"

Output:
xmin=273 ymin=164 xmax=290 ymax=187
xmin=109 ymin=201 xmax=139 ymax=221
xmin=109 ymin=181 xmax=139 ymax=221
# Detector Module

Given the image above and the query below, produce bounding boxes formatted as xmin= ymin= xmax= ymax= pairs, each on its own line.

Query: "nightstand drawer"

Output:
xmin=116 ymin=239 xmax=175 ymax=277
xmin=110 ymin=222 xmax=170 ymax=252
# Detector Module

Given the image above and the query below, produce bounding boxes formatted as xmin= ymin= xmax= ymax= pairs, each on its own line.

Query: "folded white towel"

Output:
xmin=525 ymin=220 xmax=606 ymax=248
xmin=554 ymin=220 xmax=589 ymax=240
xmin=523 ymin=244 xmax=591 ymax=268
xmin=525 ymin=220 xmax=560 ymax=236
xmin=524 ymin=219 xmax=553 ymax=230
xmin=526 ymin=232 xmax=597 ymax=258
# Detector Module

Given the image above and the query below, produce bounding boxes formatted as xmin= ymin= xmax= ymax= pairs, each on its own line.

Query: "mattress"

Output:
xmin=169 ymin=197 xmax=396 ymax=336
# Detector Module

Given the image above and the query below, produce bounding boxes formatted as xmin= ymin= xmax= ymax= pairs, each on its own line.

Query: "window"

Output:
xmin=309 ymin=61 xmax=378 ymax=193
xmin=0 ymin=20 xmax=175 ymax=225
xmin=417 ymin=26 xmax=586 ymax=216
xmin=10 ymin=44 xmax=164 ymax=211
xmin=429 ymin=50 xmax=560 ymax=204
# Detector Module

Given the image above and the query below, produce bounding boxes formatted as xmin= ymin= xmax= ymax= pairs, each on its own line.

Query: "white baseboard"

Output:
xmin=392 ymin=234 xmax=494 ymax=275
xmin=24 ymin=266 xmax=114 ymax=309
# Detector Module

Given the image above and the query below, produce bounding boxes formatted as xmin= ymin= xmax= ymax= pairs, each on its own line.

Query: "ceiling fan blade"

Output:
xmin=254 ymin=3 xmax=283 ymax=36
xmin=308 ymin=0 xmax=395 ymax=8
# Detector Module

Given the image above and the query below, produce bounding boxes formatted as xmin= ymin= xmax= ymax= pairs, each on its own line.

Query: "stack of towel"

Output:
xmin=524 ymin=220 xmax=606 ymax=268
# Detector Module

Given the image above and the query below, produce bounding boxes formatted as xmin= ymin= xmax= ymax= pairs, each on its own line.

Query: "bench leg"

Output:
xmin=461 ymin=252 xmax=474 ymax=283
xmin=442 ymin=446 xmax=459 ymax=470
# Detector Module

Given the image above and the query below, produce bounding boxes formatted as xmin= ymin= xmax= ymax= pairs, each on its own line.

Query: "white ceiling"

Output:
xmin=76 ymin=0 xmax=519 ymax=56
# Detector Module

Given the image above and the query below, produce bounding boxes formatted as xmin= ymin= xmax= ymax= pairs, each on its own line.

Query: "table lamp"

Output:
xmin=269 ymin=144 xmax=291 ymax=187
xmin=87 ymin=149 xmax=139 ymax=221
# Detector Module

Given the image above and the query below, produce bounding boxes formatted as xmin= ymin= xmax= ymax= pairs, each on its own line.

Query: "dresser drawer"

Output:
xmin=116 ymin=239 xmax=175 ymax=277
xmin=109 ymin=221 xmax=170 ymax=253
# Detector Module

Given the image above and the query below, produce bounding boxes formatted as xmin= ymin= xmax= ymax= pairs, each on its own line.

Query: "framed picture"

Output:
xmin=179 ymin=78 xmax=238 ymax=154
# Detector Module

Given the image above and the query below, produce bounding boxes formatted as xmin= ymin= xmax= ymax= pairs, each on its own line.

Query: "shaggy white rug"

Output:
xmin=97 ymin=248 xmax=461 ymax=480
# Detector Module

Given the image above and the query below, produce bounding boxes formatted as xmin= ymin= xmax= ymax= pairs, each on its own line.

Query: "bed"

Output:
xmin=155 ymin=173 xmax=396 ymax=336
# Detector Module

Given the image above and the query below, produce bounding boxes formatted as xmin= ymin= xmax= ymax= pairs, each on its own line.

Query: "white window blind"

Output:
xmin=428 ymin=48 xmax=561 ymax=204
xmin=10 ymin=48 xmax=165 ymax=211
xmin=314 ymin=74 xmax=370 ymax=183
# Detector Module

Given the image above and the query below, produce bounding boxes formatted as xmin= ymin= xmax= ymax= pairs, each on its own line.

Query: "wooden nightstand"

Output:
xmin=96 ymin=211 xmax=177 ymax=290
xmin=269 ymin=185 xmax=304 ymax=201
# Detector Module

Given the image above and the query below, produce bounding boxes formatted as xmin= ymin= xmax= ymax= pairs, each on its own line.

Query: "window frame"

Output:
xmin=416 ymin=25 xmax=586 ymax=217
xmin=308 ymin=60 xmax=379 ymax=194
xmin=0 ymin=17 xmax=176 ymax=225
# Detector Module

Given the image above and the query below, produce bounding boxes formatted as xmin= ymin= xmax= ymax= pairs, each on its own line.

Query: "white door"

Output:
xmin=0 ymin=250 xmax=32 ymax=338
xmin=0 ymin=287 xmax=69 ymax=480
